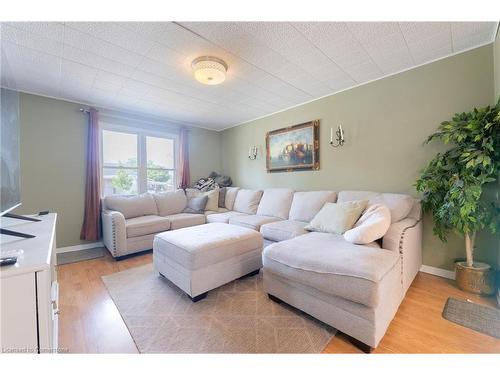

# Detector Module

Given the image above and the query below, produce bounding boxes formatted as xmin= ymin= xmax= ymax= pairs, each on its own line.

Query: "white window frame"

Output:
xmin=100 ymin=122 xmax=179 ymax=196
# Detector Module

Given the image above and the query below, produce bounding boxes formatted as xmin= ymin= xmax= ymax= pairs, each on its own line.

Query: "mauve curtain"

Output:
xmin=178 ymin=127 xmax=190 ymax=189
xmin=80 ymin=108 xmax=101 ymax=241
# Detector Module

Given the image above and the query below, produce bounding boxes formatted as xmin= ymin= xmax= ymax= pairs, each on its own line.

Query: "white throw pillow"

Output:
xmin=185 ymin=188 xmax=219 ymax=211
xmin=343 ymin=204 xmax=391 ymax=245
xmin=233 ymin=189 xmax=263 ymax=214
xmin=305 ymin=200 xmax=368 ymax=235
xmin=153 ymin=189 xmax=187 ymax=216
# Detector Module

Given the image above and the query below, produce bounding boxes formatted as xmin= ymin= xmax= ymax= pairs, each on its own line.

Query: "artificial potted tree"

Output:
xmin=416 ymin=100 xmax=500 ymax=295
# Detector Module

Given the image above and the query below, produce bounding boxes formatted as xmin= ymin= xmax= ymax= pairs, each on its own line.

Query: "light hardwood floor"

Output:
xmin=57 ymin=251 xmax=500 ymax=354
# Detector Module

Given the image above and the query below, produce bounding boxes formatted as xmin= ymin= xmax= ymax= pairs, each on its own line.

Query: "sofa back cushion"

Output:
xmin=153 ymin=189 xmax=187 ymax=216
xmin=233 ymin=189 xmax=263 ymax=214
xmin=289 ymin=191 xmax=337 ymax=222
xmin=256 ymin=188 xmax=294 ymax=219
xmin=305 ymin=200 xmax=368 ymax=235
xmin=224 ymin=187 xmax=240 ymax=210
xmin=343 ymin=204 xmax=391 ymax=244
xmin=338 ymin=190 xmax=413 ymax=223
xmin=104 ymin=193 xmax=157 ymax=219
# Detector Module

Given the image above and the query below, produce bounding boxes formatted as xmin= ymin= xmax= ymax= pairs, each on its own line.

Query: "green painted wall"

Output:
xmin=221 ymin=45 xmax=495 ymax=271
xmin=495 ymin=28 xmax=500 ymax=99
xmin=14 ymin=93 xmax=221 ymax=248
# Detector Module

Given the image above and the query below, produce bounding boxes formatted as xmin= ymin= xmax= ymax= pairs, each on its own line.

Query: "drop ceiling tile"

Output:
xmin=369 ymin=47 xmax=414 ymax=74
xmin=61 ymin=60 xmax=97 ymax=83
xmin=399 ymin=22 xmax=451 ymax=45
xmin=451 ymin=22 xmax=496 ymax=40
xmin=2 ymin=42 xmax=61 ymax=83
xmin=4 ymin=22 xmax=64 ymax=42
xmin=344 ymin=60 xmax=382 ymax=83
xmin=121 ymin=79 xmax=154 ymax=95
xmin=452 ymin=32 xmax=493 ymax=53
xmin=63 ymin=27 xmax=143 ymax=67
xmin=411 ymin=45 xmax=453 ymax=65
xmin=145 ymin=42 xmax=185 ymax=66
xmin=62 ymin=45 xmax=136 ymax=77
xmin=92 ymin=79 xmax=122 ymax=93
xmin=2 ymin=24 xmax=64 ymax=57
xmin=65 ymin=22 xmax=154 ymax=55
xmin=94 ymin=70 xmax=127 ymax=86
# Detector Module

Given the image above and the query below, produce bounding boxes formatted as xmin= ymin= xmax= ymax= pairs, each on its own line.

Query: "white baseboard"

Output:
xmin=56 ymin=241 xmax=103 ymax=254
xmin=420 ymin=265 xmax=455 ymax=280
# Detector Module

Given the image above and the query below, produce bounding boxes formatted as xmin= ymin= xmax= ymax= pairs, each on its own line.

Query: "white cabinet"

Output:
xmin=0 ymin=214 xmax=58 ymax=353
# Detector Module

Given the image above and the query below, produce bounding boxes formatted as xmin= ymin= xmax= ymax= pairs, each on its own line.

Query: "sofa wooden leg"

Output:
xmin=347 ymin=335 xmax=373 ymax=353
xmin=268 ymin=294 xmax=283 ymax=304
xmin=240 ymin=269 xmax=260 ymax=279
xmin=190 ymin=292 xmax=208 ymax=303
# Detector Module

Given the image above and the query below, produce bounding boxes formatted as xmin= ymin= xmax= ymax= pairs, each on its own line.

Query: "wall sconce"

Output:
xmin=329 ymin=125 xmax=345 ymax=147
xmin=248 ymin=145 xmax=258 ymax=160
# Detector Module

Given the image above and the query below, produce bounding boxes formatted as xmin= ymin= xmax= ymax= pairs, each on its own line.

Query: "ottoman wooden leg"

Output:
xmin=190 ymin=292 xmax=208 ymax=303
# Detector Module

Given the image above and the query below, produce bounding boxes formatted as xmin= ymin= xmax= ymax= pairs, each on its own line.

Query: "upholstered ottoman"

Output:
xmin=153 ymin=222 xmax=264 ymax=302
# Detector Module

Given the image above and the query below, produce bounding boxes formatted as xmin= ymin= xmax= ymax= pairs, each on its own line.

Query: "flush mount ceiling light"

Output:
xmin=191 ymin=56 xmax=228 ymax=85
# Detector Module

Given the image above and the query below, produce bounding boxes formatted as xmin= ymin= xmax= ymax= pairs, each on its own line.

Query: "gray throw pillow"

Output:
xmin=183 ymin=195 xmax=208 ymax=214
xmin=218 ymin=187 xmax=227 ymax=208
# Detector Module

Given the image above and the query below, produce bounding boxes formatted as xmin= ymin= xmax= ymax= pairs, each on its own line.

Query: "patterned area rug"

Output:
xmin=102 ymin=264 xmax=336 ymax=353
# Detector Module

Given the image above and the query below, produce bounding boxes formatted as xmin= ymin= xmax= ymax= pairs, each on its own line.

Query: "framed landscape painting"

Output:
xmin=266 ymin=120 xmax=320 ymax=172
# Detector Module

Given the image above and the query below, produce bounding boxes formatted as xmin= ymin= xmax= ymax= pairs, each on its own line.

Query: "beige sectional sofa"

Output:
xmin=101 ymin=186 xmax=422 ymax=350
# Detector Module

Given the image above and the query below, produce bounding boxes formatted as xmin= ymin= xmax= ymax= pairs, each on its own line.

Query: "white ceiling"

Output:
xmin=1 ymin=22 xmax=497 ymax=130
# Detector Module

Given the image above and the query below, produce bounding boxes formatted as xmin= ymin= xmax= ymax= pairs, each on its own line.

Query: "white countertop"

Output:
xmin=0 ymin=213 xmax=57 ymax=278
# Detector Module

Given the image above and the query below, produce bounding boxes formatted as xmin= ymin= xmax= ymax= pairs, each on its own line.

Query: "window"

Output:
xmin=101 ymin=127 xmax=176 ymax=196
xmin=146 ymin=136 xmax=175 ymax=194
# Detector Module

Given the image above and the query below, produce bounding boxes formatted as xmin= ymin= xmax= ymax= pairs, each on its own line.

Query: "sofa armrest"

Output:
xmin=101 ymin=209 xmax=127 ymax=258
xmin=383 ymin=218 xmax=423 ymax=293
xmin=382 ymin=218 xmax=417 ymax=252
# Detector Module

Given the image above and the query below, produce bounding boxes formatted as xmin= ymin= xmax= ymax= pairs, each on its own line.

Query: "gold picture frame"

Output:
xmin=266 ymin=120 xmax=320 ymax=173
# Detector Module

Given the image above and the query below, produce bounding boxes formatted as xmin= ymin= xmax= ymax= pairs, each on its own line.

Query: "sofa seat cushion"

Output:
xmin=260 ymin=220 xmax=308 ymax=242
xmin=229 ymin=215 xmax=282 ymax=231
xmin=126 ymin=215 xmax=171 ymax=238
xmin=163 ymin=213 xmax=206 ymax=230
xmin=204 ymin=207 xmax=229 ymax=216
xmin=262 ymin=232 xmax=400 ymax=307
xmin=206 ymin=211 xmax=248 ymax=223
xmin=153 ymin=223 xmax=263 ymax=270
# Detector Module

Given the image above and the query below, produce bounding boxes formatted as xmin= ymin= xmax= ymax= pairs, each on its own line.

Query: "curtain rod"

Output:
xmin=79 ymin=108 xmax=98 ymax=114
